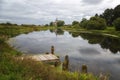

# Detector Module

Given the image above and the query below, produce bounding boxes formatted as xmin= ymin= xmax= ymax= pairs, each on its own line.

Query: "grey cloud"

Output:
xmin=82 ymin=0 xmax=104 ymax=5
xmin=0 ymin=0 xmax=119 ymax=24
xmin=0 ymin=15 xmax=48 ymax=25
xmin=0 ymin=0 xmax=4 ymax=9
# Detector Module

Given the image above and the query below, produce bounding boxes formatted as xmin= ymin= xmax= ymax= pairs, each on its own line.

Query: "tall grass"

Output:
xmin=0 ymin=53 xmax=99 ymax=80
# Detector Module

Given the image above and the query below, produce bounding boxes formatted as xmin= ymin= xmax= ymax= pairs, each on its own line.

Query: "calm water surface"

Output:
xmin=8 ymin=30 xmax=120 ymax=80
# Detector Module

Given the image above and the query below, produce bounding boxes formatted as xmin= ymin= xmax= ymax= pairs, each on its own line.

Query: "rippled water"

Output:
xmin=8 ymin=30 xmax=120 ymax=80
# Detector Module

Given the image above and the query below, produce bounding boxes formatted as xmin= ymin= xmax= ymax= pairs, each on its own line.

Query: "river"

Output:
xmin=8 ymin=30 xmax=120 ymax=80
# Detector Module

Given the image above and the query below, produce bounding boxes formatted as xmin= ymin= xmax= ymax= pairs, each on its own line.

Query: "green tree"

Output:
xmin=95 ymin=13 xmax=99 ymax=17
xmin=45 ymin=24 xmax=49 ymax=26
xmin=86 ymin=17 xmax=106 ymax=30
xmin=57 ymin=20 xmax=65 ymax=27
xmin=80 ymin=18 xmax=88 ymax=28
xmin=113 ymin=17 xmax=120 ymax=31
xmin=72 ymin=21 xmax=79 ymax=26
xmin=50 ymin=22 xmax=53 ymax=26
xmin=113 ymin=5 xmax=120 ymax=20
xmin=6 ymin=22 xmax=12 ymax=26
xmin=102 ymin=9 xmax=114 ymax=26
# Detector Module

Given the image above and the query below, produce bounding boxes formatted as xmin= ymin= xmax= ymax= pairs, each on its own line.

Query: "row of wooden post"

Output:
xmin=51 ymin=46 xmax=87 ymax=73
xmin=51 ymin=46 xmax=109 ymax=79
xmin=62 ymin=55 xmax=87 ymax=73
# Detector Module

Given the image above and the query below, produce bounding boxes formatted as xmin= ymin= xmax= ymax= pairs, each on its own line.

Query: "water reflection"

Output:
xmin=50 ymin=28 xmax=64 ymax=35
xmin=70 ymin=32 xmax=120 ymax=54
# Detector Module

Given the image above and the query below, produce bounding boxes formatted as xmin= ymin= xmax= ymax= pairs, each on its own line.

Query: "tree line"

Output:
xmin=72 ymin=4 xmax=120 ymax=31
xmin=49 ymin=4 xmax=120 ymax=31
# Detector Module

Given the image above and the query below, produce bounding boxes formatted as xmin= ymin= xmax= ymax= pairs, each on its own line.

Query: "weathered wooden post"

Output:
xmin=81 ymin=64 xmax=87 ymax=73
xmin=65 ymin=55 xmax=69 ymax=70
xmin=45 ymin=52 xmax=49 ymax=54
xmin=51 ymin=46 xmax=54 ymax=54
xmin=62 ymin=55 xmax=69 ymax=71
xmin=54 ymin=61 xmax=58 ymax=67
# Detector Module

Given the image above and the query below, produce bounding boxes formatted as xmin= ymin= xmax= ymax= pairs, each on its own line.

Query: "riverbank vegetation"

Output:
xmin=0 ymin=23 xmax=102 ymax=80
xmin=55 ymin=4 xmax=120 ymax=38
xmin=0 ymin=53 xmax=99 ymax=80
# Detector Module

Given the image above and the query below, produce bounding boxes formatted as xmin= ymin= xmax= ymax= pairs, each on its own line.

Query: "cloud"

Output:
xmin=0 ymin=0 xmax=120 ymax=24
xmin=82 ymin=0 xmax=104 ymax=5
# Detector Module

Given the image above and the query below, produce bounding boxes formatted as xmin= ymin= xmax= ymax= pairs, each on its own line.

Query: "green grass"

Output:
xmin=0 ymin=54 xmax=99 ymax=80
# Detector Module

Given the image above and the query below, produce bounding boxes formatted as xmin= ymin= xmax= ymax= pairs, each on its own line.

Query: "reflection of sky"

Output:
xmin=8 ymin=30 xmax=120 ymax=80
xmin=8 ymin=30 xmax=120 ymax=59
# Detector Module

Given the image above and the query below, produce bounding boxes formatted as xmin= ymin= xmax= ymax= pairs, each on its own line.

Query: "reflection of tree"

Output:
xmin=71 ymin=32 xmax=80 ymax=37
xmin=71 ymin=32 xmax=120 ymax=54
xmin=80 ymin=33 xmax=103 ymax=44
xmin=50 ymin=29 xmax=54 ymax=33
xmin=100 ymin=37 xmax=120 ymax=53
xmin=56 ymin=28 xmax=64 ymax=35
xmin=50 ymin=28 xmax=64 ymax=35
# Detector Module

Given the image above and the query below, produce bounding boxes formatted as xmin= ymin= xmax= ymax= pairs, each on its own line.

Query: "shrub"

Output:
xmin=80 ymin=18 xmax=88 ymax=28
xmin=113 ymin=17 xmax=120 ymax=31
xmin=73 ymin=24 xmax=80 ymax=28
xmin=57 ymin=20 xmax=65 ymax=27
xmin=72 ymin=21 xmax=79 ymax=26
xmin=86 ymin=17 xmax=107 ymax=30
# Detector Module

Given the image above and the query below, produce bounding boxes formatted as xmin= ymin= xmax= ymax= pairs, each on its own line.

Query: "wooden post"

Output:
xmin=81 ymin=64 xmax=87 ymax=73
xmin=45 ymin=52 xmax=49 ymax=54
xmin=54 ymin=61 xmax=58 ymax=67
xmin=51 ymin=46 xmax=54 ymax=54
xmin=62 ymin=55 xmax=69 ymax=71
xmin=65 ymin=55 xmax=69 ymax=70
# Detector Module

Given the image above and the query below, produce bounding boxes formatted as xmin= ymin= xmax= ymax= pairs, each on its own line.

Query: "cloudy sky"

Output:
xmin=0 ymin=0 xmax=119 ymax=25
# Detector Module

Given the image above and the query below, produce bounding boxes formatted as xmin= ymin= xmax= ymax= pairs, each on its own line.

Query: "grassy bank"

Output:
xmin=0 ymin=25 xmax=103 ymax=80
xmin=62 ymin=26 xmax=120 ymax=38
xmin=0 ymin=54 xmax=99 ymax=80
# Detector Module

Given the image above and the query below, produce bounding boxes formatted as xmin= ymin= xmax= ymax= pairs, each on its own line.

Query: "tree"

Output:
xmin=113 ymin=17 xmax=120 ymax=31
xmin=99 ymin=14 xmax=104 ymax=18
xmin=72 ymin=21 xmax=79 ymax=26
xmin=86 ymin=17 xmax=106 ymax=30
xmin=86 ymin=20 xmax=98 ymax=30
xmin=45 ymin=24 xmax=49 ymax=26
xmin=57 ymin=20 xmax=65 ymax=27
xmin=6 ymin=22 xmax=12 ymax=26
xmin=80 ymin=18 xmax=88 ymax=28
xmin=102 ymin=9 xmax=114 ymax=26
xmin=50 ymin=22 xmax=53 ymax=26
xmin=95 ymin=13 xmax=99 ymax=17
xmin=98 ymin=4 xmax=120 ymax=26
xmin=113 ymin=5 xmax=120 ymax=20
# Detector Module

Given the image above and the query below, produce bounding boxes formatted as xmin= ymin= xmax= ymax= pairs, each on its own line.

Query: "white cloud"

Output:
xmin=0 ymin=0 xmax=120 ymax=24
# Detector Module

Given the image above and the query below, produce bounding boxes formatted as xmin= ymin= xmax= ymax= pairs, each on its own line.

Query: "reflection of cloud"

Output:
xmin=79 ymin=48 xmax=100 ymax=55
xmin=0 ymin=0 xmax=119 ymax=24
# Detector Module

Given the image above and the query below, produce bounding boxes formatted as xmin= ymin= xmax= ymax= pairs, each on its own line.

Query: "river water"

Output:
xmin=8 ymin=30 xmax=120 ymax=80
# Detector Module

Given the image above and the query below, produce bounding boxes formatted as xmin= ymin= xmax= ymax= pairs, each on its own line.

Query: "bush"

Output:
xmin=87 ymin=20 xmax=98 ymax=30
xmin=80 ymin=18 xmax=88 ymax=28
xmin=73 ymin=24 xmax=80 ymax=28
xmin=113 ymin=17 xmax=120 ymax=31
xmin=57 ymin=20 xmax=65 ymax=27
xmin=86 ymin=17 xmax=107 ymax=30
xmin=72 ymin=21 xmax=79 ymax=26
